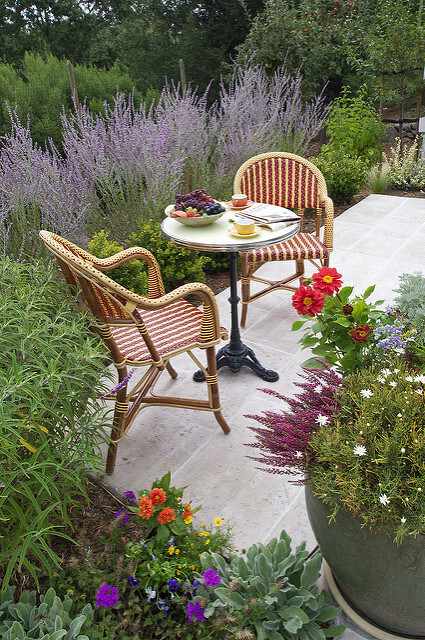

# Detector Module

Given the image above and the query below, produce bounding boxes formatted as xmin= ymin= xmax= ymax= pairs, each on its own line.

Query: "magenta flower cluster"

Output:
xmin=187 ymin=601 xmax=206 ymax=624
xmin=95 ymin=584 xmax=119 ymax=608
xmin=246 ymin=364 xmax=345 ymax=479
xmin=202 ymin=569 xmax=221 ymax=587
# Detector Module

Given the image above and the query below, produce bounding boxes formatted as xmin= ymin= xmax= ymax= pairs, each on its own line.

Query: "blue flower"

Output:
xmin=128 ymin=576 xmax=140 ymax=588
xmin=167 ymin=578 xmax=179 ymax=593
xmin=145 ymin=587 xmax=156 ymax=601
xmin=113 ymin=509 xmax=129 ymax=524
xmin=157 ymin=599 xmax=170 ymax=614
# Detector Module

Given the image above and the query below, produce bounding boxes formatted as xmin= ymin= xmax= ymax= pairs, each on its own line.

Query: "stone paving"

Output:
xmin=97 ymin=194 xmax=425 ymax=640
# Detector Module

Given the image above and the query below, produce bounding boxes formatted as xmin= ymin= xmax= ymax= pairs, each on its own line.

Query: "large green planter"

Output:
xmin=305 ymin=482 xmax=425 ymax=637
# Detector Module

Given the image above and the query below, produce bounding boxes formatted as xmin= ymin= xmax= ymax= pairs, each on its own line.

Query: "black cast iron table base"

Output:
xmin=193 ymin=251 xmax=279 ymax=383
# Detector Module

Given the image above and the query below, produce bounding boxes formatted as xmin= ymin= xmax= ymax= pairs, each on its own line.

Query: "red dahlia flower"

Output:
xmin=292 ymin=285 xmax=325 ymax=317
xmin=350 ymin=324 xmax=372 ymax=343
xmin=149 ymin=487 xmax=166 ymax=505
xmin=312 ymin=266 xmax=343 ymax=295
xmin=157 ymin=507 xmax=176 ymax=524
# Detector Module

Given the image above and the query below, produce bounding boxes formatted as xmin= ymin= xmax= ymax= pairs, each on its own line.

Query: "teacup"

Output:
xmin=234 ymin=219 xmax=255 ymax=235
xmin=231 ymin=193 xmax=248 ymax=207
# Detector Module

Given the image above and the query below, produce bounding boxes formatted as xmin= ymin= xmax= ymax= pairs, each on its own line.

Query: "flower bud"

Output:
xmin=342 ymin=304 xmax=353 ymax=316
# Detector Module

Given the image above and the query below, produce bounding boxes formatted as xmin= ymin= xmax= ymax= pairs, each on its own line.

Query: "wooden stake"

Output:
xmin=179 ymin=58 xmax=186 ymax=97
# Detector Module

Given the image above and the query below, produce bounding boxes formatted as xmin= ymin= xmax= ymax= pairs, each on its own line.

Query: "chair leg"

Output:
xmin=296 ymin=259 xmax=305 ymax=286
xmin=166 ymin=361 xmax=178 ymax=379
xmin=205 ymin=346 xmax=230 ymax=434
xmin=106 ymin=370 xmax=129 ymax=475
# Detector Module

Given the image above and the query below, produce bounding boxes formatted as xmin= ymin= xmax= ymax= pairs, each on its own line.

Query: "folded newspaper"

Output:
xmin=233 ymin=202 xmax=301 ymax=231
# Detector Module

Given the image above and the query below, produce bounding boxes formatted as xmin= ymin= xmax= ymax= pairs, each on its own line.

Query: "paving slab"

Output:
xmin=97 ymin=195 xmax=425 ymax=640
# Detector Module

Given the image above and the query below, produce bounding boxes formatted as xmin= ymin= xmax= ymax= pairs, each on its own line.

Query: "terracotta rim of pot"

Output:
xmin=323 ymin=561 xmax=424 ymax=640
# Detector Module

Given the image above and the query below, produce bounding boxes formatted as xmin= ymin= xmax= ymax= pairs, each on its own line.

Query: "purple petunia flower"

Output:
xmin=187 ymin=601 xmax=206 ymax=624
xmin=114 ymin=509 xmax=130 ymax=524
xmin=95 ymin=584 xmax=119 ymax=608
xmin=157 ymin=599 xmax=170 ymax=614
xmin=167 ymin=578 xmax=179 ymax=593
xmin=123 ymin=490 xmax=137 ymax=504
xmin=202 ymin=569 xmax=221 ymax=587
xmin=128 ymin=576 xmax=140 ymax=587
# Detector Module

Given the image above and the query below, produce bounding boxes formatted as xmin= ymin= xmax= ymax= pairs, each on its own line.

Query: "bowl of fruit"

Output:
xmin=165 ymin=189 xmax=226 ymax=226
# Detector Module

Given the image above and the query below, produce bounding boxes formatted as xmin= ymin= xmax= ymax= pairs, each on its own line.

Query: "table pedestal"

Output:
xmin=194 ymin=252 xmax=279 ymax=383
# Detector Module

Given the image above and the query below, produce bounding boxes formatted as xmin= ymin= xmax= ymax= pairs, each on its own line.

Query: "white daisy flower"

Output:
xmin=401 ymin=517 xmax=406 ymax=524
xmin=360 ymin=389 xmax=373 ymax=398
xmin=414 ymin=374 xmax=425 ymax=384
xmin=381 ymin=369 xmax=391 ymax=378
xmin=315 ymin=414 xmax=329 ymax=426
xmin=405 ymin=376 xmax=413 ymax=382
xmin=379 ymin=494 xmax=390 ymax=506
xmin=353 ymin=444 xmax=367 ymax=457
xmin=401 ymin=447 xmax=406 ymax=453
xmin=314 ymin=385 xmax=322 ymax=393
xmin=377 ymin=376 xmax=386 ymax=384
xmin=393 ymin=368 xmax=400 ymax=373
xmin=295 ymin=451 xmax=303 ymax=459
xmin=389 ymin=380 xmax=397 ymax=388
xmin=416 ymin=389 xmax=423 ymax=395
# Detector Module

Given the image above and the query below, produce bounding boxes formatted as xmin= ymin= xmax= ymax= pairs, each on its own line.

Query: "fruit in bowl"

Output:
xmin=166 ymin=189 xmax=225 ymax=226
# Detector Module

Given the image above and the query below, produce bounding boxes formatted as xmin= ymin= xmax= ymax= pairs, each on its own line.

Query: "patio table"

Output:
xmin=161 ymin=207 xmax=300 ymax=382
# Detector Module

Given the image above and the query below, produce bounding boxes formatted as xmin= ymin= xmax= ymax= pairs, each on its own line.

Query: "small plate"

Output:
xmin=225 ymin=200 xmax=254 ymax=210
xmin=228 ymin=225 xmax=261 ymax=238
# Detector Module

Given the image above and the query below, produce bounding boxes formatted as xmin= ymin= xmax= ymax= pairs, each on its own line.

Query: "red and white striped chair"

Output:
xmin=234 ymin=152 xmax=334 ymax=326
xmin=39 ymin=230 xmax=230 ymax=474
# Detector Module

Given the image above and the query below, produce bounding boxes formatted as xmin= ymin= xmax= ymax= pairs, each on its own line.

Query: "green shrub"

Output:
xmin=311 ymin=152 xmax=367 ymax=204
xmin=0 ymin=585 xmax=93 ymax=639
xmin=383 ymin=138 xmax=425 ymax=190
xmin=87 ymin=230 xmax=148 ymax=295
xmin=195 ymin=531 xmax=345 ymax=639
xmin=322 ymin=86 xmax=384 ymax=164
xmin=130 ymin=220 xmax=206 ymax=291
xmin=0 ymin=257 xmax=112 ymax=588
xmin=394 ymin=271 xmax=425 ymax=342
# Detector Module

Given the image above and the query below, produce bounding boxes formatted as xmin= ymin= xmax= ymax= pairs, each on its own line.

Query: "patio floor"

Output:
xmin=97 ymin=194 xmax=425 ymax=639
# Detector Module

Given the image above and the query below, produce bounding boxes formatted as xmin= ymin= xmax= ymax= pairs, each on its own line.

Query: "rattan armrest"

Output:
xmin=87 ymin=247 xmax=165 ymax=298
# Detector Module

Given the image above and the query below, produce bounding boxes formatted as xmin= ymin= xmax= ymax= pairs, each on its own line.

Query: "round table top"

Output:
xmin=161 ymin=209 xmax=300 ymax=253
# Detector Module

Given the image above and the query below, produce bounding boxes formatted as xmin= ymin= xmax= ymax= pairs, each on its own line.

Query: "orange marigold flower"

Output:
xmin=138 ymin=495 xmax=154 ymax=519
xmin=311 ymin=266 xmax=342 ymax=295
xmin=157 ymin=507 xmax=176 ymax=524
xmin=149 ymin=487 xmax=166 ymax=505
xmin=183 ymin=501 xmax=194 ymax=519
xmin=292 ymin=285 xmax=325 ymax=317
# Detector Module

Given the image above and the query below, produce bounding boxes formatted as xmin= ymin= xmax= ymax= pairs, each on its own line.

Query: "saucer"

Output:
xmin=225 ymin=200 xmax=254 ymax=210
xmin=228 ymin=225 xmax=261 ymax=238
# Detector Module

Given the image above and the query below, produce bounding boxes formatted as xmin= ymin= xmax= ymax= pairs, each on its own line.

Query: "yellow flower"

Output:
xmin=175 ymin=548 xmax=180 ymax=555
xmin=184 ymin=516 xmax=192 ymax=524
xmin=214 ymin=518 xmax=223 ymax=526
xmin=201 ymin=522 xmax=206 ymax=526
xmin=205 ymin=539 xmax=210 ymax=545
xmin=168 ymin=546 xmax=175 ymax=555
xmin=178 ymin=564 xmax=182 ymax=569
xmin=197 ymin=532 xmax=204 ymax=537
xmin=190 ymin=565 xmax=195 ymax=570
xmin=177 ymin=571 xmax=180 ymax=575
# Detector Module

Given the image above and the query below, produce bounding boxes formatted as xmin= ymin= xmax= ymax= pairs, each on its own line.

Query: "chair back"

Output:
xmin=39 ymin=230 xmax=162 ymax=365
xmin=233 ymin=151 xmax=329 ymax=211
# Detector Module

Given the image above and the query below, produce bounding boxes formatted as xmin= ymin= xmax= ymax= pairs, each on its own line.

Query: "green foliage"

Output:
xmin=0 ymin=53 xmax=142 ymax=149
xmin=322 ymin=86 xmax=384 ymax=163
xmin=311 ymin=152 xmax=367 ymax=205
xmin=366 ymin=162 xmax=392 ymax=194
xmin=0 ymin=585 xmax=93 ymax=639
xmin=311 ymin=358 xmax=425 ymax=543
xmin=394 ymin=271 xmax=425 ymax=342
xmin=0 ymin=257 xmax=112 ymax=588
xmin=196 ymin=531 xmax=345 ymax=639
xmin=87 ymin=230 xmax=148 ymax=296
xmin=130 ymin=220 xmax=206 ymax=291
xmin=292 ymin=277 xmax=385 ymax=375
xmin=383 ymin=138 xmax=425 ymax=191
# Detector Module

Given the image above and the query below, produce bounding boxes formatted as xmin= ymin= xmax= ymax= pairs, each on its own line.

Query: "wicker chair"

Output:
xmin=39 ymin=230 xmax=230 ymax=474
xmin=234 ymin=152 xmax=334 ymax=326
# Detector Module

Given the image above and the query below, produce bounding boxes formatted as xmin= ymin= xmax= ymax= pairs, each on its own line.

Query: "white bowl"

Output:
xmin=165 ymin=205 xmax=224 ymax=227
